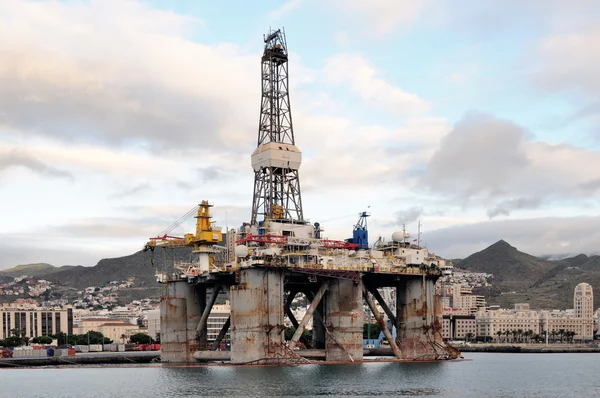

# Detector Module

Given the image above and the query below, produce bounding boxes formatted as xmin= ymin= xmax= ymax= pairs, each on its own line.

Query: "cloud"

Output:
xmin=394 ymin=206 xmax=423 ymax=225
xmin=424 ymin=112 xmax=529 ymax=200
xmin=0 ymin=0 xmax=258 ymax=153
xmin=322 ymin=53 xmax=430 ymax=114
xmin=0 ymin=149 xmax=72 ymax=180
xmin=531 ymin=28 xmax=600 ymax=97
xmin=423 ymin=112 xmax=600 ymax=217
xmin=486 ymin=197 xmax=543 ymax=219
xmin=109 ymin=183 xmax=152 ymax=200
xmin=329 ymin=0 xmax=430 ymax=37
xmin=269 ymin=0 xmax=304 ymax=19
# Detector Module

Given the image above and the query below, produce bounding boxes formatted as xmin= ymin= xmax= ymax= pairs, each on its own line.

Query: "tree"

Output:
xmin=68 ymin=331 xmax=112 ymax=345
xmin=1 ymin=336 xmax=23 ymax=348
xmin=32 ymin=336 xmax=53 ymax=344
xmin=130 ymin=333 xmax=152 ymax=344
xmin=53 ymin=332 xmax=68 ymax=346
xmin=363 ymin=323 xmax=381 ymax=340
xmin=155 ymin=332 xmax=161 ymax=344
xmin=495 ymin=331 xmax=503 ymax=344
xmin=465 ymin=332 xmax=474 ymax=342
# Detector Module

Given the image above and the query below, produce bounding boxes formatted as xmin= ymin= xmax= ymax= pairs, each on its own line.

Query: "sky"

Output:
xmin=1 ymin=0 xmax=600 ymax=268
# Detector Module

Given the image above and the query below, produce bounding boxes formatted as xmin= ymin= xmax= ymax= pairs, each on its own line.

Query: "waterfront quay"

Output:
xmin=0 ymin=351 xmax=160 ymax=367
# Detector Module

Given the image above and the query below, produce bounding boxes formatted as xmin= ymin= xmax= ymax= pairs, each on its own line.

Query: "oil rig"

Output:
xmin=149 ymin=28 xmax=459 ymax=364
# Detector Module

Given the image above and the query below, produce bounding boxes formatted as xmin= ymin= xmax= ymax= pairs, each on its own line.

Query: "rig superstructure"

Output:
xmin=152 ymin=28 xmax=459 ymax=364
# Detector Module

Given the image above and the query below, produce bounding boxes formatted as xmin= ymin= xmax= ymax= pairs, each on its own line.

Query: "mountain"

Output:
xmin=39 ymin=247 xmax=194 ymax=301
xmin=456 ymin=240 xmax=600 ymax=310
xmin=455 ymin=240 xmax=554 ymax=289
xmin=0 ymin=263 xmax=77 ymax=278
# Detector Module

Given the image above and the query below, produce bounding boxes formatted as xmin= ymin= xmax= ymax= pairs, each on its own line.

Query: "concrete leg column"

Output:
xmin=325 ymin=279 xmax=364 ymax=362
xmin=230 ymin=269 xmax=285 ymax=364
xmin=161 ymin=281 xmax=205 ymax=362
xmin=396 ymin=276 xmax=440 ymax=359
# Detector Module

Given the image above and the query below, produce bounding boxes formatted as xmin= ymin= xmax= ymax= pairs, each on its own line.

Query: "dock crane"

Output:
xmin=144 ymin=200 xmax=224 ymax=281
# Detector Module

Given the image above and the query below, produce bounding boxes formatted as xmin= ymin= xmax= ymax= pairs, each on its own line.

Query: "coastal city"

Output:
xmin=2 ymin=0 xmax=600 ymax=396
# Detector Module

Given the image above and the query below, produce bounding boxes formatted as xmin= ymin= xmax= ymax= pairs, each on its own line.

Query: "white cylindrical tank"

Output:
xmin=391 ymin=231 xmax=410 ymax=242
xmin=235 ymin=245 xmax=249 ymax=257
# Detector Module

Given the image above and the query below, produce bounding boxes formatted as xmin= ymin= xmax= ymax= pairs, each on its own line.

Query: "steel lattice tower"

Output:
xmin=251 ymin=28 xmax=304 ymax=225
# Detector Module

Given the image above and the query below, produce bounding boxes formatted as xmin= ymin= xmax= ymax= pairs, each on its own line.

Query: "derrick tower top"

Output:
xmin=251 ymin=28 xmax=304 ymax=225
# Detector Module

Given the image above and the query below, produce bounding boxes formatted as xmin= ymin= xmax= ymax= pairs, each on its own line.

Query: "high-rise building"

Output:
xmin=0 ymin=303 xmax=73 ymax=339
xmin=574 ymin=282 xmax=593 ymax=318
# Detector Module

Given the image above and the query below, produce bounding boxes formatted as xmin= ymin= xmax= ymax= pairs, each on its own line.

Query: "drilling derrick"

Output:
xmin=251 ymin=28 xmax=303 ymax=225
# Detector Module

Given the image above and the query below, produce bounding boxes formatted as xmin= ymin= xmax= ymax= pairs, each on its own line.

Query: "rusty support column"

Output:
xmin=396 ymin=276 xmax=443 ymax=359
xmin=160 ymin=280 xmax=205 ymax=362
xmin=230 ymin=269 xmax=286 ymax=364
xmin=368 ymin=286 xmax=397 ymax=326
xmin=210 ymin=316 xmax=230 ymax=351
xmin=325 ymin=279 xmax=363 ymax=362
xmin=196 ymin=284 xmax=222 ymax=348
xmin=289 ymin=282 xmax=329 ymax=350
xmin=363 ymin=285 xmax=402 ymax=359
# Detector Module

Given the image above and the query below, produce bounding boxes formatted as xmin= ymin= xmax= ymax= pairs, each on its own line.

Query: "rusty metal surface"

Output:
xmin=159 ymin=263 xmax=457 ymax=365
xmin=160 ymin=281 xmax=190 ymax=362
xmin=325 ymin=280 xmax=363 ymax=362
xmin=230 ymin=269 xmax=286 ymax=364
xmin=396 ymin=276 xmax=454 ymax=360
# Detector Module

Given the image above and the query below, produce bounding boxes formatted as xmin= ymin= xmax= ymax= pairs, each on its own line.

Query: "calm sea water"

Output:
xmin=2 ymin=353 xmax=600 ymax=397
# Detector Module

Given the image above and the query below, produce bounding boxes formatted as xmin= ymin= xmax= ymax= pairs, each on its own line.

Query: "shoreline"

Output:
xmin=458 ymin=344 xmax=600 ymax=353
xmin=0 ymin=351 xmax=160 ymax=368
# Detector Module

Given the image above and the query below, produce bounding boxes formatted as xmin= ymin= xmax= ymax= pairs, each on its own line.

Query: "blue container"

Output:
xmin=47 ymin=347 xmax=55 ymax=357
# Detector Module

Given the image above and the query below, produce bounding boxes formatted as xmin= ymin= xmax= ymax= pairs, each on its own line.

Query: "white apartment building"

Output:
xmin=475 ymin=283 xmax=595 ymax=341
xmin=147 ymin=310 xmax=160 ymax=340
xmin=452 ymin=284 xmax=486 ymax=314
xmin=0 ymin=303 xmax=74 ymax=339
xmin=475 ymin=303 xmax=540 ymax=339
xmin=207 ymin=301 xmax=230 ymax=343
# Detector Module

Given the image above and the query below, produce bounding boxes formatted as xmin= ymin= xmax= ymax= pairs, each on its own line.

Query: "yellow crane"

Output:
xmin=144 ymin=200 xmax=223 ymax=278
xmin=144 ymin=200 xmax=222 ymax=252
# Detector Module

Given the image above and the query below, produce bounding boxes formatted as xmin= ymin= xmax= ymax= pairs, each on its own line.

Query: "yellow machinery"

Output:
xmin=144 ymin=200 xmax=222 ymax=253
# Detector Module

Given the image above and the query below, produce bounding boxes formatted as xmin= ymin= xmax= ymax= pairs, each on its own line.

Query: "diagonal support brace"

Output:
xmin=289 ymin=282 xmax=329 ymax=350
xmin=367 ymin=285 xmax=397 ymax=326
xmin=196 ymin=284 xmax=222 ymax=344
xmin=210 ymin=316 xmax=231 ymax=351
xmin=363 ymin=285 xmax=403 ymax=359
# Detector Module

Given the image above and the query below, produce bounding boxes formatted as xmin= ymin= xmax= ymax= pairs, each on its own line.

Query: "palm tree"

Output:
xmin=120 ymin=334 xmax=127 ymax=344
xmin=511 ymin=330 xmax=518 ymax=343
xmin=465 ymin=332 xmax=474 ymax=343
xmin=517 ymin=329 xmax=524 ymax=343
xmin=523 ymin=330 xmax=532 ymax=344
xmin=496 ymin=330 xmax=503 ymax=344
xmin=504 ymin=330 xmax=511 ymax=343
xmin=558 ymin=329 xmax=566 ymax=343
